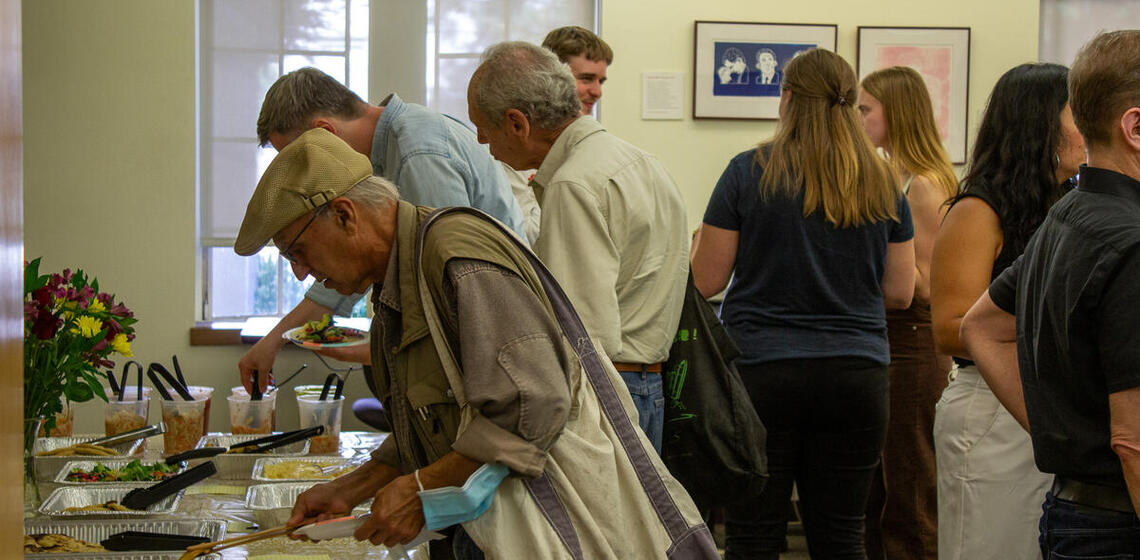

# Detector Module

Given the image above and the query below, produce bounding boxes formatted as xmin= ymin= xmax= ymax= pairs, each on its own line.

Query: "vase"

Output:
xmin=35 ymin=401 xmax=74 ymax=437
xmin=23 ymin=417 xmax=42 ymax=510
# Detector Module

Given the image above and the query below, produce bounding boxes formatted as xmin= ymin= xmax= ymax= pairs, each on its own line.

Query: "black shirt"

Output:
xmin=989 ymin=166 xmax=1140 ymax=488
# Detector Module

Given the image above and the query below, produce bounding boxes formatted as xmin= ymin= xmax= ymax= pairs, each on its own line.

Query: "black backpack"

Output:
xmin=662 ymin=274 xmax=768 ymax=511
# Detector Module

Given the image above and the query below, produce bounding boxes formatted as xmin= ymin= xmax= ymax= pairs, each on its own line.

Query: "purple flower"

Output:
xmin=32 ymin=286 xmax=52 ymax=307
xmin=32 ymin=312 xmax=62 ymax=340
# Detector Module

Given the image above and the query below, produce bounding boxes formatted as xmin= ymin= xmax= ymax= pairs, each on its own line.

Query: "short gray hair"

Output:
xmin=317 ymin=176 xmax=399 ymax=217
xmin=471 ymin=41 xmax=581 ymax=130
xmin=257 ymin=67 xmax=366 ymax=147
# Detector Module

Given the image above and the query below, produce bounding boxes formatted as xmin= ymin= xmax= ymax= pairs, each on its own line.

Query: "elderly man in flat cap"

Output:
xmin=235 ymin=128 xmax=716 ymax=560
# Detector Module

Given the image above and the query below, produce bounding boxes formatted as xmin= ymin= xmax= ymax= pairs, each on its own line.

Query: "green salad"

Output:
xmin=65 ymin=459 xmax=179 ymax=482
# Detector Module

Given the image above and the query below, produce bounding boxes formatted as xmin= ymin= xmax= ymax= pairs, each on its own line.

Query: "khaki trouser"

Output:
xmin=934 ymin=365 xmax=1052 ymax=560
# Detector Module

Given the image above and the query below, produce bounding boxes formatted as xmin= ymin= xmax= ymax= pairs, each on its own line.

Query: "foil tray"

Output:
xmin=25 ymin=517 xmax=225 ymax=559
xmin=39 ymin=485 xmax=183 ymax=518
xmin=251 ymin=456 xmax=357 ymax=482
xmin=245 ymin=482 xmax=370 ymax=528
xmin=35 ymin=436 xmax=146 ymax=482
xmin=54 ymin=460 xmax=186 ymax=485
xmin=189 ymin=433 xmax=310 ymax=480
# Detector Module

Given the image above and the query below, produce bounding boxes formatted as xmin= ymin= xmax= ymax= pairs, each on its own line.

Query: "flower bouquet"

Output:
xmin=23 ymin=258 xmax=138 ymax=453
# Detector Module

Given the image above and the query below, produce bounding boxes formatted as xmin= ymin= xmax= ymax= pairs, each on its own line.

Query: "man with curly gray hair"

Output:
xmin=467 ymin=41 xmax=690 ymax=453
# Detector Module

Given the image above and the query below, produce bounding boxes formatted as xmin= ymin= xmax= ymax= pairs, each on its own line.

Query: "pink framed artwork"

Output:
xmin=857 ymin=27 xmax=971 ymax=163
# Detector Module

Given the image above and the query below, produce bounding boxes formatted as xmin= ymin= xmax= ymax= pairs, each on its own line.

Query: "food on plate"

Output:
xmin=24 ymin=533 xmax=106 ymax=553
xmin=37 ymin=442 xmax=118 ymax=457
xmin=295 ymin=314 xmax=366 ymax=344
xmin=262 ymin=459 xmax=354 ymax=479
xmin=65 ymin=459 xmax=179 ymax=482
xmin=105 ymin=409 xmax=147 ymax=436
xmin=62 ymin=500 xmax=135 ymax=513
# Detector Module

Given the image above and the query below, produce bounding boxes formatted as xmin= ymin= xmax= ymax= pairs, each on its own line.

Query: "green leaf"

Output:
xmin=82 ymin=370 xmax=109 ymax=403
xmin=64 ymin=381 xmax=93 ymax=403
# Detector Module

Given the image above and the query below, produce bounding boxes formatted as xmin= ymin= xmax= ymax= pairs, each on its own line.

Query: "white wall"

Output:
xmin=601 ymin=0 xmax=1041 ymax=228
xmin=22 ymin=0 xmax=1040 ymax=434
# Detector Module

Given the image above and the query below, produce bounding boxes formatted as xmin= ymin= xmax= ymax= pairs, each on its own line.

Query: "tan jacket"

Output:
xmin=371 ymin=202 xmax=716 ymax=559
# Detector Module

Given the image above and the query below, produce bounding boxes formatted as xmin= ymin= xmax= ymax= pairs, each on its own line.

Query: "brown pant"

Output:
xmin=865 ymin=303 xmax=951 ymax=560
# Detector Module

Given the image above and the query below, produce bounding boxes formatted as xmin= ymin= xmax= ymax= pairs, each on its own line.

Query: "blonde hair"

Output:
xmin=861 ymin=66 xmax=958 ymax=199
xmin=759 ymin=49 xmax=899 ymax=227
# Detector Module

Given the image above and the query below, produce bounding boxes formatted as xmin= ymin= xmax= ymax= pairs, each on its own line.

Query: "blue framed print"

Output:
xmin=694 ymin=21 xmax=837 ymax=119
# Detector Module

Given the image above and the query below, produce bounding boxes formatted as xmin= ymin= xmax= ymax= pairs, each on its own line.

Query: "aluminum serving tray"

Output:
xmin=189 ymin=433 xmax=310 ymax=480
xmin=251 ymin=456 xmax=355 ymax=482
xmin=39 ymin=485 xmax=183 ymax=518
xmin=54 ymin=459 xmax=186 ymax=486
xmin=246 ymin=482 xmax=371 ymax=528
xmin=35 ymin=435 xmax=146 ymax=482
xmin=25 ymin=518 xmax=225 ymax=559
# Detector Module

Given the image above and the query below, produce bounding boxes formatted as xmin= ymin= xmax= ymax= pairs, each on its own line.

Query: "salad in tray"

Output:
xmin=65 ymin=459 xmax=180 ymax=482
xmin=283 ymin=314 xmax=368 ymax=348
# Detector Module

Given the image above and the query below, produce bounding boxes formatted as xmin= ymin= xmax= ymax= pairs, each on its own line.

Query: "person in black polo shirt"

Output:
xmin=961 ymin=29 xmax=1140 ymax=557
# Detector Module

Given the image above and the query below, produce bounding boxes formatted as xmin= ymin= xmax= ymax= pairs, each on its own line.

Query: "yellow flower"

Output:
xmin=88 ymin=299 xmax=106 ymax=313
xmin=72 ymin=315 xmax=103 ymax=338
xmin=111 ymin=333 xmax=132 ymax=357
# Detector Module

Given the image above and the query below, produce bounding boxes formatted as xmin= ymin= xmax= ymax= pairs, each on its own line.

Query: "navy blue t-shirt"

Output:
xmin=703 ymin=148 xmax=914 ymax=366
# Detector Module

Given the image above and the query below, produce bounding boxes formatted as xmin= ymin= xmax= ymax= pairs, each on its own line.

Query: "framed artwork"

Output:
xmin=857 ymin=26 xmax=971 ymax=163
xmin=693 ymin=21 xmax=837 ymax=120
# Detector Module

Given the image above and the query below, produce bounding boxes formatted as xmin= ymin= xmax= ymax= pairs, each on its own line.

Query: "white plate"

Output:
xmin=282 ymin=325 xmax=368 ymax=349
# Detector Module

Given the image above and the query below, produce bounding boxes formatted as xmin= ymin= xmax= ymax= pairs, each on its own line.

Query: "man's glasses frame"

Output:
xmin=278 ymin=207 xmax=324 ymax=264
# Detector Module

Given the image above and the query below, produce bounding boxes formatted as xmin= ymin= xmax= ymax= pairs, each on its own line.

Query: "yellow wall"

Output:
xmin=21 ymin=0 xmax=1039 ymax=432
xmin=601 ymin=0 xmax=1041 ymax=227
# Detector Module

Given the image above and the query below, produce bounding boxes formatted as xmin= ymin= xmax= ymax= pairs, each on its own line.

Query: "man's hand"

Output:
xmin=239 ymin=336 xmax=283 ymax=393
xmin=238 ymin=298 xmax=335 ymax=392
xmin=313 ymin=343 xmax=372 ymax=365
xmin=286 ymin=481 xmax=356 ymax=528
xmin=354 ymin=474 xmax=425 ymax=547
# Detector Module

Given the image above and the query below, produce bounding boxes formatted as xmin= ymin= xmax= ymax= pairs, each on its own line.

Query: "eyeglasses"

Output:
xmin=278 ymin=209 xmax=322 ymax=264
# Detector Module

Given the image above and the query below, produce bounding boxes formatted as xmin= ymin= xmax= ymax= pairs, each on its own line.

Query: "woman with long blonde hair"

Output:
xmin=691 ymin=48 xmax=916 ymax=559
xmin=857 ymin=66 xmax=956 ymax=560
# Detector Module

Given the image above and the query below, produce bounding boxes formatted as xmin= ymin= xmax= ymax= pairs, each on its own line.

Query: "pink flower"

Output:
xmin=61 ymin=268 xmax=74 ymax=282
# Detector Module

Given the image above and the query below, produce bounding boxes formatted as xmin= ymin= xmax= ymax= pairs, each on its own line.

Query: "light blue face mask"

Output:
xmin=417 ymin=463 xmax=509 ymax=531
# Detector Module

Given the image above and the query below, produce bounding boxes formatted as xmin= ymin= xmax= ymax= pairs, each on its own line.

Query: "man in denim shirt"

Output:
xmin=239 ymin=67 xmax=527 ymax=392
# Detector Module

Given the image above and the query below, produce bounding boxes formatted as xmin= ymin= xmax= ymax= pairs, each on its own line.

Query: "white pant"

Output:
xmin=934 ymin=365 xmax=1052 ymax=560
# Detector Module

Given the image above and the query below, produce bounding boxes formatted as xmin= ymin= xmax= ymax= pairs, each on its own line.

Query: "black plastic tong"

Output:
xmin=164 ymin=425 xmax=325 ymax=465
xmin=120 ymin=461 xmax=217 ymax=510
xmin=101 ymin=531 xmax=210 ymax=551
xmin=147 ymin=362 xmax=193 ymax=401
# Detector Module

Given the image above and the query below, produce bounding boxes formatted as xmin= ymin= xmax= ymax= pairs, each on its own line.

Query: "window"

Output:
xmin=199 ymin=0 xmax=368 ymax=320
xmin=423 ymin=0 xmax=596 ymax=123
xmin=199 ymin=0 xmax=595 ymax=321
xmin=1039 ymin=0 xmax=1140 ymax=65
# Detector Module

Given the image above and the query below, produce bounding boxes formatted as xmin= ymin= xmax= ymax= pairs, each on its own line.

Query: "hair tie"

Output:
xmin=835 ymin=95 xmax=848 ymax=106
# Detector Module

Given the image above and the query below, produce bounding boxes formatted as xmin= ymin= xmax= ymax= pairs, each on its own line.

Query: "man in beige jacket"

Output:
xmin=235 ymin=128 xmax=716 ymax=559
xmin=467 ymin=41 xmax=690 ymax=453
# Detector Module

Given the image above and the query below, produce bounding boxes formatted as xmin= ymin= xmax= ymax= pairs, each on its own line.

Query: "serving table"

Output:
xmin=27 ymin=431 xmax=428 ymax=560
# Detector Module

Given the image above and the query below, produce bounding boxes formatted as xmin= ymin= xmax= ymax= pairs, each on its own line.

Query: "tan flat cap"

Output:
xmin=235 ymin=128 xmax=372 ymax=256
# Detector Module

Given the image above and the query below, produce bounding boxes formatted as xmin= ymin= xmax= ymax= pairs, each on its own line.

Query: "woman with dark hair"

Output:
xmin=931 ymin=63 xmax=1085 ymax=560
xmin=691 ymin=48 xmax=916 ymax=560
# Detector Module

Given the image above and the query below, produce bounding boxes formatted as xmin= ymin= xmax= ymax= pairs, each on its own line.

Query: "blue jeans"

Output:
xmin=1039 ymin=491 xmax=1140 ymax=558
xmin=619 ymin=369 xmax=664 ymax=453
